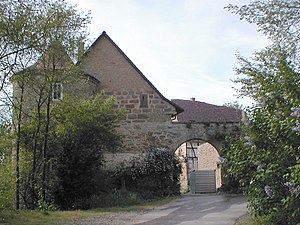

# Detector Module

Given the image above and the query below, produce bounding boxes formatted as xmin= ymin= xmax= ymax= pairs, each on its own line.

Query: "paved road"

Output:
xmin=132 ymin=194 xmax=247 ymax=225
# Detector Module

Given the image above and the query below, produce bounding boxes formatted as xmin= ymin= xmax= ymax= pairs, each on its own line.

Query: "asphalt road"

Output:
xmin=132 ymin=194 xmax=248 ymax=225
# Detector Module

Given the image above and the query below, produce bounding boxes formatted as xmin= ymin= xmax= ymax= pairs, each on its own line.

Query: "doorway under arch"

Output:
xmin=175 ymin=140 xmax=222 ymax=193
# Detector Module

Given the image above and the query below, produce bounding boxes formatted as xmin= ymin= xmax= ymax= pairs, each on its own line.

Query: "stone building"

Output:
xmin=78 ymin=31 xmax=185 ymax=165
xmin=14 ymin=31 xmax=243 ymax=192
xmin=77 ymin=32 xmax=242 ymax=191
xmin=12 ymin=41 xmax=100 ymax=119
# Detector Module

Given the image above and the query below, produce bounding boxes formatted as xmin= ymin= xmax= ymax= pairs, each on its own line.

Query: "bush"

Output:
xmin=112 ymin=148 xmax=182 ymax=199
xmin=223 ymin=57 xmax=300 ymax=225
xmin=47 ymin=95 xmax=124 ymax=210
xmin=0 ymin=157 xmax=14 ymax=210
xmin=0 ymin=125 xmax=14 ymax=210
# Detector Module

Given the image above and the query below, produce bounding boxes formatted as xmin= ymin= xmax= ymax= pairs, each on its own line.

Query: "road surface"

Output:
xmin=132 ymin=194 xmax=247 ymax=225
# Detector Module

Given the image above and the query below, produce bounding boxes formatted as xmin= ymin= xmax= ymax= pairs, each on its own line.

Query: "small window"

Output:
xmin=52 ymin=83 xmax=63 ymax=100
xmin=140 ymin=94 xmax=148 ymax=108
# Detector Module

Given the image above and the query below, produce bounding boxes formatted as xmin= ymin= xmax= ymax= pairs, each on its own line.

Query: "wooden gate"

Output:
xmin=190 ymin=170 xmax=216 ymax=193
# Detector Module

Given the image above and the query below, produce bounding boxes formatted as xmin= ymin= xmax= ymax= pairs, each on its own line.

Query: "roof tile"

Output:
xmin=171 ymin=99 xmax=242 ymax=123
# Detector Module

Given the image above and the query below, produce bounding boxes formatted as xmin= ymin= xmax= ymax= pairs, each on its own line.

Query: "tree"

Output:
xmin=13 ymin=41 xmax=79 ymax=209
xmin=226 ymin=0 xmax=300 ymax=55
xmin=52 ymin=95 xmax=124 ymax=209
xmin=224 ymin=1 xmax=300 ymax=224
xmin=223 ymin=101 xmax=244 ymax=110
xmin=0 ymin=0 xmax=90 ymax=209
xmin=0 ymin=0 xmax=90 ymax=91
xmin=0 ymin=124 xmax=14 ymax=210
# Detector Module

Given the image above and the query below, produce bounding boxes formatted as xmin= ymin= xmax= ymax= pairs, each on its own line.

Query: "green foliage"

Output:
xmin=10 ymin=93 xmax=124 ymax=210
xmin=112 ymin=148 xmax=182 ymax=200
xmin=238 ymin=214 xmax=273 ymax=225
xmin=0 ymin=0 xmax=90 ymax=80
xmin=0 ymin=0 xmax=91 ymax=210
xmin=0 ymin=196 xmax=180 ymax=225
xmin=0 ymin=158 xmax=14 ymax=210
xmin=224 ymin=2 xmax=300 ymax=224
xmin=0 ymin=0 xmax=90 ymax=125
xmin=52 ymin=95 xmax=124 ymax=209
xmin=226 ymin=0 xmax=300 ymax=51
xmin=0 ymin=125 xmax=14 ymax=210
xmin=223 ymin=101 xmax=245 ymax=110
xmin=224 ymin=55 xmax=300 ymax=225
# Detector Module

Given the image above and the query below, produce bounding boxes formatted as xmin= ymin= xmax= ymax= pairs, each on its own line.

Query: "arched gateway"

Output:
xmin=171 ymin=99 xmax=242 ymax=193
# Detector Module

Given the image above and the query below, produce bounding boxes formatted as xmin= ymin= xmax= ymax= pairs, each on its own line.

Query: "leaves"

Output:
xmin=226 ymin=1 xmax=300 ymax=52
xmin=52 ymin=95 xmax=124 ymax=209
xmin=113 ymin=148 xmax=182 ymax=199
xmin=0 ymin=0 xmax=91 ymax=123
xmin=224 ymin=1 xmax=300 ymax=224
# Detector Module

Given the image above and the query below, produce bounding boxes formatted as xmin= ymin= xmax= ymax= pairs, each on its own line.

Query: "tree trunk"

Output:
xmin=42 ymin=95 xmax=51 ymax=202
xmin=14 ymin=84 xmax=25 ymax=210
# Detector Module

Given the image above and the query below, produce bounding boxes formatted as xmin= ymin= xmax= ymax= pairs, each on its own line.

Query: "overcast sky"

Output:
xmin=68 ymin=0 xmax=269 ymax=106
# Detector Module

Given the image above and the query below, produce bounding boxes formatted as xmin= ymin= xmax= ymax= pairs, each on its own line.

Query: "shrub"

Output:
xmin=223 ymin=58 xmax=300 ymax=225
xmin=52 ymin=95 xmax=124 ymax=210
xmin=0 ymin=125 xmax=14 ymax=210
xmin=112 ymin=148 xmax=182 ymax=199
xmin=0 ymin=156 xmax=14 ymax=210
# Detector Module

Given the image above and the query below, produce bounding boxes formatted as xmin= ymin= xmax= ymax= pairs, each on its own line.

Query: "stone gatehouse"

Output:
xmin=79 ymin=31 xmax=242 ymax=155
xmin=15 ymin=31 xmax=242 ymax=190
xmin=78 ymin=32 xmax=242 ymax=190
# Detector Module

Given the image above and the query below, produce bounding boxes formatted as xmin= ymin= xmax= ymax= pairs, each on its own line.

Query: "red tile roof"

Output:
xmin=171 ymin=99 xmax=242 ymax=123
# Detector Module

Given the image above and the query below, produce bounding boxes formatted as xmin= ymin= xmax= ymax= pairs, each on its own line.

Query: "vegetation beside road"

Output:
xmin=224 ymin=1 xmax=300 ymax=225
xmin=235 ymin=214 xmax=273 ymax=225
xmin=0 ymin=196 xmax=179 ymax=225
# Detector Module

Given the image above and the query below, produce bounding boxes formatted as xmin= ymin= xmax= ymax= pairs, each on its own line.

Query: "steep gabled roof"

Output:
xmin=80 ymin=31 xmax=183 ymax=115
xmin=11 ymin=41 xmax=74 ymax=81
xmin=172 ymin=99 xmax=242 ymax=123
xmin=34 ymin=41 xmax=74 ymax=70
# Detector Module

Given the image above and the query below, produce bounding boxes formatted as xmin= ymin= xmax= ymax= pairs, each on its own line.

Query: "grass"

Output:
xmin=236 ymin=213 xmax=273 ymax=225
xmin=0 ymin=196 xmax=180 ymax=225
xmin=0 ymin=210 xmax=100 ymax=225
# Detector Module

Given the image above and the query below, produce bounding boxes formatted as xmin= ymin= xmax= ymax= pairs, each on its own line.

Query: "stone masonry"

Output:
xmin=14 ymin=31 xmax=241 ymax=167
xmin=78 ymin=31 xmax=241 ymax=156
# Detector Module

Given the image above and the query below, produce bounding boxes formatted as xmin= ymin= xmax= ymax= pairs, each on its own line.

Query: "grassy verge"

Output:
xmin=236 ymin=214 xmax=273 ymax=225
xmin=0 ymin=196 xmax=180 ymax=225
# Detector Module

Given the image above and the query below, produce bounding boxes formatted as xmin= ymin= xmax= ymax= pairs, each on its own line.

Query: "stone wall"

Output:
xmin=13 ymin=31 xmax=242 ymax=193
xmin=78 ymin=32 xmax=242 ymax=154
xmin=103 ymin=90 xmax=176 ymax=123
xmin=117 ymin=119 xmax=240 ymax=153
xmin=198 ymin=143 xmax=222 ymax=189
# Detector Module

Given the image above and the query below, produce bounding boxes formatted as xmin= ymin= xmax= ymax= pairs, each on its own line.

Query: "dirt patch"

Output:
xmin=66 ymin=211 xmax=148 ymax=225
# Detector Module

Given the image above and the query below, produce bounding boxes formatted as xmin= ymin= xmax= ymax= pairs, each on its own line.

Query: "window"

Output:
xmin=52 ymin=83 xmax=63 ymax=100
xmin=140 ymin=94 xmax=148 ymax=108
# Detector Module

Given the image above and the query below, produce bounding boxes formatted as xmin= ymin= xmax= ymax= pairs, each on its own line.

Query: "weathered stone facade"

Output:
xmin=14 ymin=31 xmax=242 ymax=190
xmin=79 ymin=32 xmax=241 ymax=155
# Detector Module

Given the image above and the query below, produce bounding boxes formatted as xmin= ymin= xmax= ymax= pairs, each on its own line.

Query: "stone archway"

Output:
xmin=175 ymin=139 xmax=222 ymax=193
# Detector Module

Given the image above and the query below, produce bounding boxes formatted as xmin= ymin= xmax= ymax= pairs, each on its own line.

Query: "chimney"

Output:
xmin=190 ymin=97 xmax=195 ymax=101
